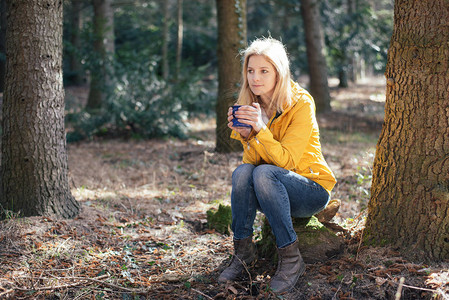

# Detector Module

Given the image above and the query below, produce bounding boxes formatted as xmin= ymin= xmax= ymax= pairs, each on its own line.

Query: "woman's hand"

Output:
xmin=227 ymin=103 xmax=266 ymax=139
xmin=227 ymin=107 xmax=252 ymax=139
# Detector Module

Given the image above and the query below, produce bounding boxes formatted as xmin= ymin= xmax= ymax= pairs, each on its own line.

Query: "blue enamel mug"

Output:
xmin=231 ymin=105 xmax=252 ymax=128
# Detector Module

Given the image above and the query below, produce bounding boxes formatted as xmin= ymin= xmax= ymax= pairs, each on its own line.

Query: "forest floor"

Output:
xmin=0 ymin=77 xmax=448 ymax=299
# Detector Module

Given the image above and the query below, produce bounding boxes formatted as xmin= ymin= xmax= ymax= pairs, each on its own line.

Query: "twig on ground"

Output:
xmin=0 ymin=289 xmax=14 ymax=298
xmin=14 ymin=279 xmax=88 ymax=292
xmin=394 ymin=277 xmax=405 ymax=300
xmin=333 ymin=283 xmax=342 ymax=299
xmin=192 ymin=288 xmax=213 ymax=299
xmin=400 ymin=283 xmax=443 ymax=294
xmin=364 ymin=273 xmax=444 ymax=295
xmin=355 ymin=226 xmax=365 ymax=261
xmin=235 ymin=255 xmax=254 ymax=295
xmin=12 ymin=274 xmax=148 ymax=294
xmin=73 ymin=288 xmax=94 ymax=300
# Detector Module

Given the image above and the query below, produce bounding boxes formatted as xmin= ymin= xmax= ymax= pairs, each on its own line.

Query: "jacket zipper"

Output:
xmin=247 ymin=112 xmax=281 ymax=165
xmin=254 ymin=114 xmax=282 ymax=166
xmin=247 ymin=141 xmax=259 ymax=164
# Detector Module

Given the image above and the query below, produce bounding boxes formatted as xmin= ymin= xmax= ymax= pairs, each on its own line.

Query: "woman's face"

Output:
xmin=247 ymin=55 xmax=277 ymax=103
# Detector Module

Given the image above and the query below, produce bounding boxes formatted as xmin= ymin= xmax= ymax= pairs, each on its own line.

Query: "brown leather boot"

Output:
xmin=218 ymin=236 xmax=257 ymax=283
xmin=270 ymin=240 xmax=305 ymax=294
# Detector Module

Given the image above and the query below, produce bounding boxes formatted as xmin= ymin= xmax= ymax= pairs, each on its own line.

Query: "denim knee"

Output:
xmin=252 ymin=165 xmax=282 ymax=200
xmin=232 ymin=164 xmax=255 ymax=188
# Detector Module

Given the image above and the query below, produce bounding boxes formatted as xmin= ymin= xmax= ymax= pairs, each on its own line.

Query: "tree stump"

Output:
xmin=257 ymin=216 xmax=344 ymax=263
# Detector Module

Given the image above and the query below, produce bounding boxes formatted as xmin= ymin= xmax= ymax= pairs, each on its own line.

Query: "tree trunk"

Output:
xmin=215 ymin=0 xmax=246 ymax=153
xmin=364 ymin=0 xmax=449 ymax=261
xmin=86 ymin=0 xmax=114 ymax=111
xmin=162 ymin=0 xmax=170 ymax=81
xmin=338 ymin=49 xmax=349 ymax=88
xmin=176 ymin=0 xmax=183 ymax=81
xmin=300 ymin=0 xmax=331 ymax=112
xmin=0 ymin=0 xmax=6 ymax=92
xmin=1 ymin=0 xmax=80 ymax=219
xmin=68 ymin=0 xmax=84 ymax=86
xmin=338 ymin=69 xmax=349 ymax=88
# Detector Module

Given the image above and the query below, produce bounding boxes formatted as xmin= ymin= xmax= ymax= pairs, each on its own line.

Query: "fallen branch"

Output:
xmin=13 ymin=274 xmax=148 ymax=294
xmin=14 ymin=280 xmax=87 ymax=292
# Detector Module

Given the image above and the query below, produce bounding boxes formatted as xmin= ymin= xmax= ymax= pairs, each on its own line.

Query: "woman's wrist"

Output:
xmin=242 ymin=128 xmax=258 ymax=141
xmin=253 ymin=122 xmax=266 ymax=133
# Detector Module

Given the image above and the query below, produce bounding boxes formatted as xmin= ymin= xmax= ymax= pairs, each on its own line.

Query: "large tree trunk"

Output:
xmin=364 ymin=0 xmax=449 ymax=261
xmin=0 ymin=0 xmax=6 ymax=92
xmin=1 ymin=0 xmax=80 ymax=219
xmin=215 ymin=0 xmax=246 ymax=153
xmin=86 ymin=0 xmax=114 ymax=111
xmin=300 ymin=0 xmax=331 ymax=112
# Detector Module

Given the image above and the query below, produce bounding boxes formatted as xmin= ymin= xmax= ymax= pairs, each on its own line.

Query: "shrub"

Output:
xmin=66 ymin=52 xmax=215 ymax=142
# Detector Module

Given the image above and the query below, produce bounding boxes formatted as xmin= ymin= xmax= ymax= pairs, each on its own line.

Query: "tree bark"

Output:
xmin=1 ymin=0 xmax=80 ymax=219
xmin=215 ymin=0 xmax=246 ymax=153
xmin=364 ymin=0 xmax=449 ymax=261
xmin=0 ymin=0 xmax=6 ymax=92
xmin=86 ymin=0 xmax=114 ymax=111
xmin=300 ymin=0 xmax=331 ymax=112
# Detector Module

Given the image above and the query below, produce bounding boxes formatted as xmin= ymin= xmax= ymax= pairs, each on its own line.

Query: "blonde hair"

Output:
xmin=236 ymin=37 xmax=292 ymax=113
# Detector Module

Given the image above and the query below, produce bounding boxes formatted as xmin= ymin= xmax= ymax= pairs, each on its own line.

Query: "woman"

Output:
xmin=218 ymin=38 xmax=337 ymax=294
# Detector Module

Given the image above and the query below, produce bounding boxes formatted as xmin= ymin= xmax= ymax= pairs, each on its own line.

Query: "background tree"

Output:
xmin=86 ymin=0 xmax=115 ymax=111
xmin=1 ymin=0 xmax=80 ymax=218
xmin=301 ymin=0 xmax=331 ymax=112
xmin=364 ymin=0 xmax=449 ymax=261
xmin=161 ymin=0 xmax=171 ymax=80
xmin=215 ymin=0 xmax=247 ymax=153
xmin=323 ymin=0 xmax=393 ymax=87
xmin=0 ymin=0 xmax=6 ymax=92
xmin=247 ymin=0 xmax=307 ymax=79
xmin=176 ymin=0 xmax=183 ymax=80
xmin=65 ymin=0 xmax=86 ymax=85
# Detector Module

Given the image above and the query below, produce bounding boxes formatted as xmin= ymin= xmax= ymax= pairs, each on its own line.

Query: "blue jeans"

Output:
xmin=231 ymin=164 xmax=330 ymax=248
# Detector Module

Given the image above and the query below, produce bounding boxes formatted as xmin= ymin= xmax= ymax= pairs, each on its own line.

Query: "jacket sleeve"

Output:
xmin=230 ymin=130 xmax=260 ymax=165
xmin=247 ymin=97 xmax=314 ymax=170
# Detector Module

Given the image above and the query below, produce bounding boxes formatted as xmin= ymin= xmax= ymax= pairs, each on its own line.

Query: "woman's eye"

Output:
xmin=262 ymin=70 xmax=268 ymax=73
xmin=248 ymin=70 xmax=253 ymax=73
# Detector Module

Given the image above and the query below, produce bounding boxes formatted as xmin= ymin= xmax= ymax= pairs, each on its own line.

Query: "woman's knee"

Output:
xmin=252 ymin=165 xmax=283 ymax=200
xmin=232 ymin=164 xmax=255 ymax=186
xmin=252 ymin=164 xmax=279 ymax=186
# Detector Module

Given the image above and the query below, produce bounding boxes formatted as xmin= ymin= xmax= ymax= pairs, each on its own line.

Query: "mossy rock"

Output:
xmin=206 ymin=204 xmax=232 ymax=234
xmin=257 ymin=216 xmax=344 ymax=263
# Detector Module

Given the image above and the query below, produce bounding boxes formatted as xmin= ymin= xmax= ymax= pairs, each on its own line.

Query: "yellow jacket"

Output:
xmin=231 ymin=81 xmax=337 ymax=194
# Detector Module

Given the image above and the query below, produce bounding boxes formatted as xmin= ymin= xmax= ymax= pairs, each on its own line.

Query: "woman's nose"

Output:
xmin=252 ymin=73 xmax=260 ymax=81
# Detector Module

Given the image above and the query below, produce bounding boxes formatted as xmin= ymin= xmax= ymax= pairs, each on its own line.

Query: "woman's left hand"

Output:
xmin=232 ymin=103 xmax=266 ymax=133
xmin=227 ymin=107 xmax=252 ymax=139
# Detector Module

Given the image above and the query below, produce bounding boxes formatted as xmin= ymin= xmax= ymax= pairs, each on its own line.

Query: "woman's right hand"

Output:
xmin=227 ymin=107 xmax=252 ymax=139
